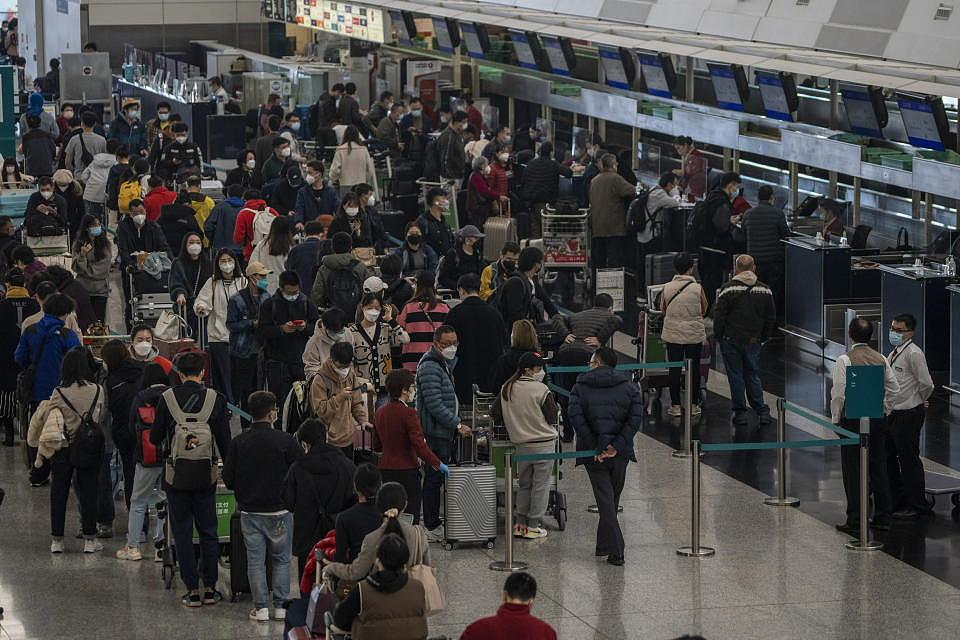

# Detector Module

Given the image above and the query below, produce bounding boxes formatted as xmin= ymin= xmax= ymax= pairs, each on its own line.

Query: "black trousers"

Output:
xmin=50 ymin=451 xmax=99 ymax=538
xmin=231 ymin=355 xmax=259 ymax=430
xmin=208 ymin=342 xmax=232 ymax=404
xmin=698 ymin=248 xmax=727 ymax=312
xmin=381 ymin=468 xmax=423 ymax=525
xmin=886 ymin=405 xmax=927 ymax=512
xmin=90 ymin=295 xmax=108 ymax=324
xmin=666 ymin=342 xmax=702 ymax=407
xmin=756 ymin=261 xmax=784 ymax=318
xmin=839 ymin=417 xmax=892 ymax=520
xmin=585 ymin=457 xmax=628 ymax=557
xmin=553 ymin=346 xmax=593 ymax=440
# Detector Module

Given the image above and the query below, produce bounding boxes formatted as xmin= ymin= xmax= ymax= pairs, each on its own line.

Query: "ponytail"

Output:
xmin=376 ymin=481 xmax=408 ymax=537
xmin=383 ymin=507 xmax=403 ymax=536
xmin=501 ymin=369 xmax=522 ymax=403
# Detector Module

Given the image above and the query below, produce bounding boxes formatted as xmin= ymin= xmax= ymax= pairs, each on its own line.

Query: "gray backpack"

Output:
xmin=162 ymin=389 xmax=219 ymax=491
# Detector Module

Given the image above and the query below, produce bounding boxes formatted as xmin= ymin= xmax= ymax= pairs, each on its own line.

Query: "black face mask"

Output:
xmin=501 ymin=260 xmax=516 ymax=273
xmin=407 ymin=234 xmax=422 ymax=247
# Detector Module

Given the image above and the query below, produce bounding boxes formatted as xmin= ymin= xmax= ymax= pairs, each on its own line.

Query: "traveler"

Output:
xmin=333 ymin=463 xmax=383 ymax=563
xmin=55 ymin=103 xmax=74 ymax=143
xmin=589 ymin=153 xmax=637 ymax=270
xmin=249 ymin=215 xmax=294 ymax=293
xmin=351 ymin=293 xmax=410 ymax=400
xmin=233 ymin=194 xmax=278 ymax=261
xmin=0 ymin=158 xmax=27 ymax=189
xmin=303 ymin=307 xmax=357 ymax=379
xmin=463 ymin=94 xmax=484 ymax=133
xmin=19 ymin=91 xmax=57 ymax=138
xmin=354 ymin=183 xmax=385 ymax=250
xmin=262 ymin=136 xmax=294 ymax=185
xmin=0 ymin=269 xmax=38 ymax=445
xmin=481 ymin=126 xmax=513 ymax=162
xmin=742 ymin=185 xmax=789 ymax=313
xmin=437 ymin=225 xmax=486 ymax=291
xmin=554 ymin=292 xmax=623 ymax=350
xmin=480 ymin=241 xmax=520 ymax=301
xmin=492 ymin=352 xmax=558 ymax=540
xmin=380 ymin=254 xmax=414 ymax=310
xmin=64 ymin=111 xmax=106 ymax=175
xmin=330 ymin=533 xmax=428 ymax=639
xmin=115 ymin=199 xmax=170 ymax=272
xmin=375 ymin=102 xmax=405 ymax=154
xmin=115 ymin=363 xmax=169 ymax=561
xmin=416 ymin=325 xmax=471 ymax=542
xmin=108 ymin=99 xmax=148 ymax=157
xmin=714 ymin=255 xmax=776 ymax=425
xmin=672 ymin=136 xmax=707 ymax=201
xmin=310 ymin=231 xmax=368 ymax=315
xmin=224 ymin=149 xmax=263 ymax=192
xmin=37 ymin=266 xmax=96 ymax=338
xmin=494 ymin=246 xmax=557 ymax=330
xmin=0 ymin=215 xmax=20 ymax=272
xmin=128 ymin=323 xmax=173 ymax=374
xmin=464 ymin=156 xmax=506 ymax=227
xmin=99 ymin=339 xmax=144 ymax=516
xmin=222 ymin=391 xmax=301 ymax=622
xmin=158 ymin=122 xmax=202 ymax=181
xmin=327 ymin=192 xmax=376 ymax=249
xmin=315 ymin=84 xmax=343 ymax=129
xmin=885 ymin=314 xmax=934 ymax=520
xmin=24 ymin=177 xmax=68 ymax=239
xmin=159 ymin=193 xmax=202 ymax=254
xmin=644 ymin=172 xmax=680 ymax=250
xmin=416 ymin=188 xmax=456 ymax=257
xmin=324 ymin=481 xmax=430 ymax=582
xmin=285 ymin=220 xmax=328 ymax=295
xmin=194 ymin=249 xmax=246 ymax=401
xmin=308 ymin=341 xmax=371 ymax=457
xmin=143 ymin=175 xmax=177 ymax=222
xmin=329 ymin=126 xmax=378 ymax=200
xmin=367 ymin=91 xmax=394 ymax=127
xmin=437 ymin=111 xmax=467 ymax=181
xmin=27 ymin=347 xmax=106 ymax=553
xmin=818 ymin=198 xmax=845 ymax=239
xmin=168 ymin=232 xmax=211 ymax=332
xmin=103 ymin=145 xmax=131 ymax=217
xmin=660 ymin=253 xmax=707 ymax=417
xmin=696 ymin=171 xmax=741 ymax=310
xmin=145 ymin=102 xmax=174 ymax=152
xmin=70 ymin=213 xmax=112 ymax=323
xmin=149 ymin=351 xmax=232 ymax=607
xmin=487 ymin=143 xmax=512 ymax=203
xmin=295 ymin=161 xmax=339 ymax=225
xmin=204 ymin=183 xmax=245 ymax=259
xmin=283 ymin=417 xmax=357 ymax=574
xmin=21 ymin=114 xmax=57 ymax=179
xmin=79 ymin=138 xmax=119 ymax=216
xmin=491 ymin=319 xmax=541 ymax=391
xmin=520 ymin=142 xmax=572 ymax=239
xmin=271 ymin=166 xmax=303 ymax=219
xmin=226 ymin=262 xmax=271 ymax=427
xmin=396 ymin=272 xmax=450 ymax=371
xmin=184 ymin=175 xmax=215 ymax=239
xmin=338 ymin=82 xmax=363 ymax=131
xmin=258 ymin=270 xmax=319 ymax=400
xmin=12 ymin=245 xmax=47 ymax=287
xmin=392 ymin=221 xmax=439 ymax=279
xmin=568 ymin=347 xmax=643 ymax=566
xmin=254 ymin=114 xmax=282 ymax=170
xmin=830 ymin=317 xmax=900 ymax=535
xmin=447 ymin=273 xmax=506 ymax=402
xmin=373 ymin=369 xmax=446 ymax=524
xmin=461 ymin=572 xmax=557 ymax=640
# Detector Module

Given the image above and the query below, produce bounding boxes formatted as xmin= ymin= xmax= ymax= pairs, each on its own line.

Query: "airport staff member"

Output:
xmin=886 ymin=313 xmax=934 ymax=520
xmin=830 ymin=317 xmax=900 ymax=535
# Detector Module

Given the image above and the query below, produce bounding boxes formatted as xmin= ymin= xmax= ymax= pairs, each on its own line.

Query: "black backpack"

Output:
xmin=59 ymin=386 xmax=105 ymax=470
xmin=685 ymin=199 xmax=712 ymax=249
xmin=626 ymin=189 xmax=652 ymax=236
xmin=327 ymin=260 xmax=363 ymax=316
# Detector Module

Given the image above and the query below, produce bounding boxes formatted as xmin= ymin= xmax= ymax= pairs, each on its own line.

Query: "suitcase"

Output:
xmin=132 ymin=293 xmax=174 ymax=322
xmin=228 ymin=512 xmax=251 ymax=600
xmin=443 ymin=435 xmax=497 ymax=550
xmin=25 ymin=233 xmax=69 ymax=256
xmin=155 ymin=337 xmax=196 ymax=361
xmin=645 ymin=253 xmax=679 ymax=288
xmin=482 ymin=202 xmax=518 ymax=262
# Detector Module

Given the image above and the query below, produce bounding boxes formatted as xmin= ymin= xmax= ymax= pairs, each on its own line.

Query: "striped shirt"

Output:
xmin=396 ymin=300 xmax=449 ymax=371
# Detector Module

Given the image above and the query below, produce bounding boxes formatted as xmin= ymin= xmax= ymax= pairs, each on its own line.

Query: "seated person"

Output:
xmin=461 ymin=572 xmax=557 ymax=640
xmin=24 ymin=177 xmax=68 ymax=237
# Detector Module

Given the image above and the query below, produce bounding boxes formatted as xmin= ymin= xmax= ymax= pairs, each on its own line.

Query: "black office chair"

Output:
xmin=850 ymin=225 xmax=871 ymax=250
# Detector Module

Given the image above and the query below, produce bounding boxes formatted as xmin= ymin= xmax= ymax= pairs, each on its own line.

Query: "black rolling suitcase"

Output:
xmin=380 ymin=208 xmax=411 ymax=242
xmin=228 ymin=512 xmax=272 ymax=601
xmin=645 ymin=253 xmax=679 ymax=288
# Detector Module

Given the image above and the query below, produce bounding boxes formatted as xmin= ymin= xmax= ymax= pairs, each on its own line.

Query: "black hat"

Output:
xmin=517 ymin=351 xmax=545 ymax=372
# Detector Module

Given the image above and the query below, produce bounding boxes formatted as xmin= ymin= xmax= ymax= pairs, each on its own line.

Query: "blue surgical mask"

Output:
xmin=889 ymin=331 xmax=904 ymax=347
xmin=256 ymin=277 xmax=269 ymax=291
xmin=88 ymin=226 xmax=103 ymax=237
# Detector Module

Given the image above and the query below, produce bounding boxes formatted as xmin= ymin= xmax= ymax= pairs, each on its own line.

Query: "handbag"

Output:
xmin=352 ymin=246 xmax=376 ymax=267
xmin=153 ymin=310 xmax=182 ymax=341
xmin=305 ymin=578 xmax=337 ymax=635
xmin=409 ymin=563 xmax=446 ymax=615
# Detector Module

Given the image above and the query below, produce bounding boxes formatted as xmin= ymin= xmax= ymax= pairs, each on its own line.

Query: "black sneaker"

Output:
xmin=835 ymin=521 xmax=859 ymax=535
xmin=202 ymin=588 xmax=223 ymax=605
xmin=182 ymin=591 xmax=202 ymax=608
xmin=892 ymin=508 xmax=920 ymax=520
xmin=594 ymin=549 xmax=611 ymax=558
xmin=606 ymin=555 xmax=625 ymax=566
xmin=757 ymin=410 xmax=773 ymax=425
xmin=732 ymin=411 xmax=749 ymax=425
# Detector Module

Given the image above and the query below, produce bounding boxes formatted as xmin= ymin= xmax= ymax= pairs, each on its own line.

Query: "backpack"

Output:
xmin=685 ymin=199 xmax=712 ymax=249
xmin=134 ymin=403 xmax=161 ymax=467
xmin=327 ymin=260 xmax=363 ymax=316
xmin=626 ymin=189 xmax=652 ymax=236
xmin=423 ymin=137 xmax=441 ymax=182
xmin=58 ymin=386 xmax=105 ymax=470
xmin=162 ymin=388 xmax=219 ymax=491
xmin=253 ymin=208 xmax=274 ymax=247
xmin=117 ymin=178 xmax=141 ymax=214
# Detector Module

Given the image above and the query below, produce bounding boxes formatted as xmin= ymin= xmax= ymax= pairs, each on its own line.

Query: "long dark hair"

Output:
xmin=212 ymin=248 xmax=239 ymax=282
xmin=376 ymin=533 xmax=410 ymax=572
xmin=266 ymin=216 xmax=293 ymax=256
xmin=178 ymin=232 xmax=205 ymax=261
xmin=337 ymin=192 xmax=360 ymax=219
xmin=1 ymin=158 xmax=22 ymax=186
xmin=411 ymin=271 xmax=440 ymax=310
xmin=72 ymin=213 xmax=110 ymax=262
xmin=60 ymin=346 xmax=96 ymax=387
xmin=342 ymin=125 xmax=362 ymax=152
xmin=376 ymin=482 xmax=408 ymax=537
xmin=100 ymin=338 xmax=133 ymax=372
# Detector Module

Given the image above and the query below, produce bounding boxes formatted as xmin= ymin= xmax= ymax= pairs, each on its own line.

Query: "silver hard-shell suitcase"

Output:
xmin=483 ymin=203 xmax=518 ymax=262
xmin=443 ymin=435 xmax=497 ymax=550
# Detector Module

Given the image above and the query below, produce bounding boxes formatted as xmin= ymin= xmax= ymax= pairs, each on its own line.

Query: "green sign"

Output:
xmin=193 ymin=490 xmax=236 ymax=540
xmin=844 ymin=365 xmax=885 ymax=419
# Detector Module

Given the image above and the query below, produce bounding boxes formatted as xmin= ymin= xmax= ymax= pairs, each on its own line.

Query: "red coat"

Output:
xmin=372 ymin=400 xmax=442 ymax=471
xmin=460 ymin=603 xmax=557 ymax=640
xmin=488 ymin=162 xmax=510 ymax=199
xmin=467 ymin=105 xmax=484 ymax=134
xmin=232 ymin=199 xmax=278 ymax=260
xmin=143 ymin=186 xmax=176 ymax=223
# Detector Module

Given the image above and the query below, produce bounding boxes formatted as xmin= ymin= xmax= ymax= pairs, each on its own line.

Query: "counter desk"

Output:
xmin=783 ymin=236 xmax=853 ymax=343
xmin=114 ymin=78 xmax=213 ymax=160
xmin=878 ymin=264 xmax=953 ymax=373
xmin=949 ymin=285 xmax=960 ymax=392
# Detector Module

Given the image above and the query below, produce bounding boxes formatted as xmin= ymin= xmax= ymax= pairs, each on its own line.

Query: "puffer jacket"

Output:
xmin=308 ymin=358 xmax=369 ymax=448
xmin=713 ymin=270 xmax=777 ymax=344
xmin=14 ymin=315 xmax=82 ymax=402
xmin=415 ymin=349 xmax=459 ymax=460
xmin=521 ymin=156 xmax=572 ymax=204
xmin=700 ymin=187 xmax=735 ymax=252
xmin=567 ymin=366 xmax=642 ymax=465
xmin=553 ymin=307 xmax=623 ymax=347
xmin=27 ymin=402 xmax=65 ymax=465
xmin=743 ymin=202 xmax=789 ymax=264
xmin=80 ymin=153 xmax=117 ymax=203
xmin=71 ymin=245 xmax=112 ymax=297
xmin=194 ymin=276 xmax=247 ymax=343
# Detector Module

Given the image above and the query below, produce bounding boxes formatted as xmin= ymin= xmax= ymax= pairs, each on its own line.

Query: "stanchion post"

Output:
xmin=490 ymin=451 xmax=529 ymax=571
xmin=672 ymin=359 xmax=695 ymax=459
xmin=677 ymin=441 xmax=715 ymax=557
xmin=846 ymin=418 xmax=882 ymax=551
xmin=764 ymin=397 xmax=800 ymax=507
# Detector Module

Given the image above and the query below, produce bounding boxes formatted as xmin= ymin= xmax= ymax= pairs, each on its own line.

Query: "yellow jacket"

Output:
xmin=189 ymin=194 xmax=215 ymax=247
xmin=480 ymin=263 xmax=496 ymax=300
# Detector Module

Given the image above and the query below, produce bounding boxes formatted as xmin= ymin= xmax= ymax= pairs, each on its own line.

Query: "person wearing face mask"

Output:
xmin=56 ymin=103 xmax=75 ymax=143
xmin=158 ymin=192 xmax=202 ymax=257
xmin=437 ymin=224 xmax=486 ymax=291
xmin=672 ymin=135 xmax=707 ymax=201
xmin=24 ymin=176 xmax=68 ymax=238
xmin=194 ymin=248 xmax=247 ymax=402
xmin=1 ymin=158 xmax=27 ymax=189
xmin=142 ymin=175 xmax=177 ymax=223
xmin=391 ymin=222 xmax=438 ymax=280
xmin=416 ymin=188 xmax=456 ymax=257
xmin=398 ymin=96 xmax=426 ymax=157
xmin=70 ymin=214 xmax=112 ymax=322
xmin=492 ymin=351 xmax=557 ymax=539
xmin=302 ymin=307 xmax=357 ymax=379
xmin=294 ymin=160 xmax=338 ymax=226
xmin=158 ymin=122 xmax=202 ymax=181
xmin=378 ymin=255 xmax=414 ymax=313
xmin=487 ymin=145 xmax=512 ymax=203
xmin=446 ymin=273 xmax=506 ymax=403
xmin=367 ymin=91 xmax=394 ymax=128
xmin=115 ymin=199 xmax=170 ymax=278
xmin=309 ymin=340 xmax=372 ymax=458
xmin=257 ymin=270 xmax=319 ymax=401
xmin=697 ymin=171 xmax=742 ymax=311
xmin=327 ymin=193 xmax=375 ymax=249
xmin=329 ymin=125 xmax=379 ymax=201
xmin=284 ymin=221 xmax=328 ymax=296
xmin=21 ymin=113 xmax=58 ymax=180
xmin=589 ymin=153 xmax=638 ymax=272
xmin=354 ymin=183 xmax=385 ymax=247
xmin=226 ymin=262 xmax=272 ymax=428
xmin=520 ymin=141 xmax=573 ymax=239
xmin=482 ymin=126 xmax=513 ymax=162
xmin=108 ymin=99 xmax=148 ymax=157
xmin=464 ymin=156 xmax=508 ymax=229
xmin=206 ymin=76 xmax=230 ymax=104
xmin=64 ymin=110 xmax=107 ymax=176
xmin=491 ymin=246 xmax=557 ymax=332
xmin=184 ymin=175 xmax=216 ymax=244
xmin=437 ymin=111 xmax=468 ymax=181
xmin=250 ymin=215 xmax=295 ymax=293
xmin=204 ymin=184 xmax=245 ymax=260
xmin=145 ymin=102 xmax=174 ymax=151
xmin=480 ymin=242 xmax=520 ymax=302
xmin=270 ymin=165 xmax=304 ymax=221
xmin=350 ymin=293 xmax=410 ymax=402
xmin=168 ymin=232 xmax=211 ymax=333
xmin=128 ymin=324 xmax=173 ymax=373
xmin=225 ymin=149 xmax=263 ymax=193
xmin=415 ymin=324 xmax=472 ymax=542
xmin=52 ymin=169 xmax=87 ymax=238
xmin=262 ymin=137 xmax=294 ymax=185
xmin=80 ymin=137 xmax=120 ymax=217
xmin=375 ymin=102 xmax=406 ymax=156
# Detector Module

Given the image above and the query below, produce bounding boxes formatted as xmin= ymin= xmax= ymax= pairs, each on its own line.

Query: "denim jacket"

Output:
xmin=226 ymin=287 xmax=270 ymax=358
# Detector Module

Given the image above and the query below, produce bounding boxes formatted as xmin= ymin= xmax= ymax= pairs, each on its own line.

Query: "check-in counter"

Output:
xmin=949 ymin=285 xmax=960 ymax=392
xmin=878 ymin=264 xmax=953 ymax=372
xmin=115 ymin=79 xmax=213 ymax=160
xmin=783 ymin=236 xmax=852 ymax=342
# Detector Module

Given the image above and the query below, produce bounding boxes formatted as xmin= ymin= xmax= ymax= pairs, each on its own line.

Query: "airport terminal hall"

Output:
xmin=8 ymin=0 xmax=960 ymax=639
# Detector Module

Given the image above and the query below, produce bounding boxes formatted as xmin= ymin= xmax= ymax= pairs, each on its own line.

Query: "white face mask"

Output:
xmin=366 ymin=193 xmax=375 ymax=206
xmin=345 ymin=207 xmax=359 ymax=217
xmin=132 ymin=214 xmax=146 ymax=225
xmin=441 ymin=345 xmax=458 ymax=360
xmin=219 ymin=260 xmax=235 ymax=275
xmin=245 ymin=158 xmax=256 ymax=169
xmin=531 ymin=369 xmax=546 ymax=382
xmin=186 ymin=243 xmax=202 ymax=256
xmin=133 ymin=341 xmax=153 ymax=357
xmin=363 ymin=308 xmax=380 ymax=323
xmin=290 ymin=122 xmax=301 ymax=132
xmin=158 ymin=112 xmax=170 ymax=121
xmin=127 ymin=110 xmax=140 ymax=120
xmin=175 ymin=136 xmax=187 ymax=144
xmin=282 ymin=292 xmax=299 ymax=302
xmin=40 ymin=190 xmax=53 ymax=200
xmin=280 ymin=147 xmax=292 ymax=158
xmin=498 ymin=153 xmax=510 ymax=163
xmin=305 ymin=174 xmax=316 ymax=185
xmin=335 ymin=366 xmax=351 ymax=378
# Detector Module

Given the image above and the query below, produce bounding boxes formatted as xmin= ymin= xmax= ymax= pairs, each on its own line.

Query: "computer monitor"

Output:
xmin=638 ymin=52 xmax=675 ymax=99
xmin=840 ymin=84 xmax=888 ymax=138
xmin=896 ymin=93 xmax=949 ymax=151
xmin=755 ymin=70 xmax=798 ymax=122
xmin=707 ymin=63 xmax=750 ymax=112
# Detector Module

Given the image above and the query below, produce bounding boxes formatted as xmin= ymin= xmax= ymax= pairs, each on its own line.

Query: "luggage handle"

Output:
xmin=456 ymin=432 xmax=479 ymax=466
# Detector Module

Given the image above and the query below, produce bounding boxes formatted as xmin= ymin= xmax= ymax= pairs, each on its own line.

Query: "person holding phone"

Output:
xmin=70 ymin=213 xmax=112 ymax=323
xmin=308 ymin=341 xmax=372 ymax=459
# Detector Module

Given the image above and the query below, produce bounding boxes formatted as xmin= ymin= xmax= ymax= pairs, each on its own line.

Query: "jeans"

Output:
xmin=381 ymin=468 xmax=423 ymax=525
xmin=719 ymin=340 xmax=767 ymax=414
xmin=517 ymin=458 xmax=553 ymax=528
xmin=50 ymin=451 xmax=99 ymax=538
xmin=886 ymin=405 xmax=927 ymax=512
xmin=208 ymin=342 xmax=232 ymax=403
xmin=666 ymin=342 xmax=702 ymax=407
xmin=231 ymin=354 xmax=259 ymax=429
xmin=166 ymin=484 xmax=219 ymax=591
xmin=585 ymin=457 xmax=628 ymax=557
xmin=422 ymin=457 xmax=449 ymax=531
xmin=241 ymin=512 xmax=293 ymax=609
xmin=126 ymin=465 xmax=166 ymax=548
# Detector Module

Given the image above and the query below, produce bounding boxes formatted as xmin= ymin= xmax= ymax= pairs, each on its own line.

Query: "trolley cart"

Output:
xmin=923 ymin=471 xmax=960 ymax=509
xmin=162 ymin=485 xmax=235 ymax=590
xmin=128 ymin=265 xmax=173 ymax=326
xmin=415 ymin=177 xmax=460 ymax=230
xmin=542 ymin=205 xmax=591 ymax=309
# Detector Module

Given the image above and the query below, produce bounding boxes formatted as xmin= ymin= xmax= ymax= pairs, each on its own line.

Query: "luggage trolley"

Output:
xmin=541 ymin=205 xmax=591 ymax=310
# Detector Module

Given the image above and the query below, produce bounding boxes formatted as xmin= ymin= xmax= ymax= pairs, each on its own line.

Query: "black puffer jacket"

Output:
xmin=567 ymin=366 xmax=643 ymax=465
xmin=713 ymin=271 xmax=777 ymax=344
xmin=106 ymin=359 xmax=145 ymax=451
xmin=742 ymin=203 xmax=789 ymax=264
xmin=700 ymin=187 xmax=734 ymax=252
xmin=520 ymin=157 xmax=572 ymax=204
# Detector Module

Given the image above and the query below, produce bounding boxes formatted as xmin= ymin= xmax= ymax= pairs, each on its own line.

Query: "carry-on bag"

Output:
xmin=645 ymin=252 xmax=679 ymax=288
xmin=483 ymin=200 xmax=518 ymax=262
xmin=443 ymin=434 xmax=497 ymax=550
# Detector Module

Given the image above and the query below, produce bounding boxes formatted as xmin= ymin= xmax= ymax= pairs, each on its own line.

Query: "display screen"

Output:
xmin=389 ymin=10 xmax=411 ymax=46
xmin=460 ymin=22 xmax=485 ymax=59
xmin=433 ymin=18 xmax=454 ymax=54
xmin=756 ymin=70 xmax=792 ymax=121
xmin=840 ymin=86 xmax=884 ymax=138
xmin=541 ymin=36 xmax=571 ymax=77
xmin=599 ymin=46 xmax=629 ymax=90
xmin=509 ymin=30 xmax=539 ymax=70
xmin=708 ymin=63 xmax=744 ymax=111
xmin=638 ymin=53 xmax=671 ymax=99
xmin=897 ymin=95 xmax=946 ymax=151
xmin=287 ymin=1 xmax=386 ymax=43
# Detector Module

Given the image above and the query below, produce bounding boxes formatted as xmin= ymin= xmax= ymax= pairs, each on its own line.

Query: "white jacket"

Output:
xmin=80 ymin=153 xmax=117 ymax=203
xmin=329 ymin=143 xmax=378 ymax=190
xmin=249 ymin=241 xmax=288 ymax=294
xmin=194 ymin=276 xmax=247 ymax=342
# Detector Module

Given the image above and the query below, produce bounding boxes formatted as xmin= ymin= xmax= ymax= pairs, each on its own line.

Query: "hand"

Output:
xmin=584 ymin=336 xmax=601 ymax=348
xmin=456 ymin=423 xmax=472 ymax=437
xmin=438 ymin=463 xmax=450 ymax=478
xmin=360 ymin=421 xmax=373 ymax=432
xmin=564 ymin=334 xmax=576 ymax=344
xmin=80 ymin=243 xmax=93 ymax=256
xmin=195 ymin=304 xmax=208 ymax=317
xmin=730 ymin=215 xmax=742 ymax=225
xmin=281 ymin=321 xmax=297 ymax=333
xmin=382 ymin=305 xmax=393 ymax=322
xmin=295 ymin=223 xmax=304 ymax=232
xmin=175 ymin=294 xmax=186 ymax=306
xmin=337 ymin=387 xmax=353 ymax=401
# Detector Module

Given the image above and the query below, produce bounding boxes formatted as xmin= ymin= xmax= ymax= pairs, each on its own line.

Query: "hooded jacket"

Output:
xmin=194 ymin=276 xmax=247 ymax=343
xmin=186 ymin=192 xmax=215 ymax=243
xmin=310 ymin=252 xmax=370 ymax=311
xmin=71 ymin=241 xmax=112 ymax=296
xmin=302 ymin=325 xmax=357 ymax=379
xmin=282 ymin=440 xmax=357 ymax=556
xmin=415 ymin=348 xmax=459 ymax=460
xmin=80 ymin=152 xmax=117 ymax=203
xmin=204 ymin=195 xmax=244 ymax=255
xmin=308 ymin=358 xmax=369 ymax=448
xmin=14 ymin=315 xmax=82 ymax=402
xmin=158 ymin=202 xmax=202 ymax=254
xmin=567 ymin=366 xmax=642 ymax=465
xmin=107 ymin=115 xmax=147 ymax=156
xmin=713 ymin=270 xmax=777 ymax=344
xmin=143 ymin=185 xmax=176 ymax=222
xmin=19 ymin=93 xmax=59 ymax=138
xmin=257 ymin=290 xmax=319 ymax=364
xmin=233 ymin=199 xmax=278 ymax=260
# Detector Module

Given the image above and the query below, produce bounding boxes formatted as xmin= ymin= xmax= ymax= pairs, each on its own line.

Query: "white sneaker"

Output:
xmin=249 ymin=607 xmax=269 ymax=622
xmin=667 ymin=405 xmax=682 ymax=417
xmin=522 ymin=527 xmax=549 ymax=539
xmin=272 ymin=607 xmax=287 ymax=621
xmin=426 ymin=527 xmax=444 ymax=544
xmin=83 ymin=539 xmax=104 ymax=553
xmin=50 ymin=538 xmax=64 ymax=554
xmin=154 ymin=548 xmax=164 ymax=563
xmin=116 ymin=546 xmax=142 ymax=561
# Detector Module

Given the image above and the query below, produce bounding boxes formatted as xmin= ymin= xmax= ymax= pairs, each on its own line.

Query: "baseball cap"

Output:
xmin=458 ymin=224 xmax=485 ymax=239
xmin=363 ymin=276 xmax=386 ymax=294
xmin=245 ymin=261 xmax=272 ymax=278
xmin=517 ymin=351 xmax=545 ymax=371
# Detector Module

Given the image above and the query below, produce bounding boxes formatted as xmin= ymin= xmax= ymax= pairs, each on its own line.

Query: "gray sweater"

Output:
xmin=553 ymin=307 xmax=623 ymax=346
xmin=71 ymin=247 xmax=112 ymax=296
xmin=324 ymin=519 xmax=431 ymax=582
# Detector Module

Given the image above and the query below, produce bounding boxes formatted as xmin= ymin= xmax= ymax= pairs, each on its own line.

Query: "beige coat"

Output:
xmin=27 ymin=402 xmax=65 ymax=466
xmin=309 ymin=358 xmax=369 ymax=448
xmin=660 ymin=275 xmax=707 ymax=345
xmin=329 ymin=143 xmax=378 ymax=190
xmin=27 ymin=382 xmax=106 ymax=464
